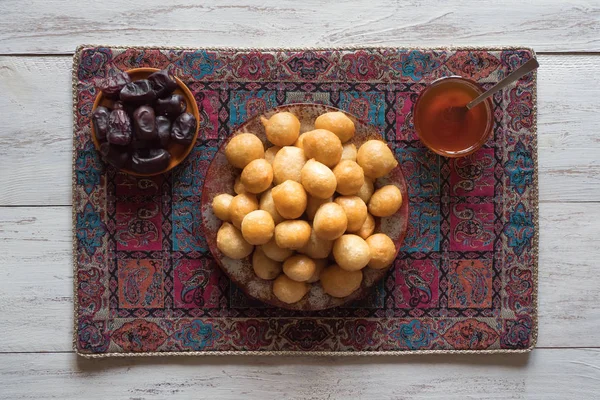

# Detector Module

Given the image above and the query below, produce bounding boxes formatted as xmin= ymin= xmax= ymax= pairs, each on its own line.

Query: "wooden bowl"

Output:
xmin=201 ymin=104 xmax=409 ymax=311
xmin=90 ymin=67 xmax=199 ymax=177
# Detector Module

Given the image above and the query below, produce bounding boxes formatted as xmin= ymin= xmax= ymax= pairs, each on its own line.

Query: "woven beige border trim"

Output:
xmin=72 ymin=45 xmax=538 ymax=358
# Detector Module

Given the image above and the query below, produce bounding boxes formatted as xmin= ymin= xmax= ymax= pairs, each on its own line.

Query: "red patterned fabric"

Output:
xmin=73 ymin=47 xmax=537 ymax=355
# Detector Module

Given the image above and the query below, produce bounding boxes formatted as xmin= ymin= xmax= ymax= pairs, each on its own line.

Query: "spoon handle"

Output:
xmin=466 ymin=58 xmax=539 ymax=110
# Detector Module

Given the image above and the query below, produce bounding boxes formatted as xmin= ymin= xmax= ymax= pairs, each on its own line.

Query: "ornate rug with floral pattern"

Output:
xmin=73 ymin=46 xmax=538 ymax=357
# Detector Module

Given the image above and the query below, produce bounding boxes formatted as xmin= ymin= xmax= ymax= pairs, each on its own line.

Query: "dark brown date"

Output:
xmin=98 ymin=72 xmax=131 ymax=100
xmin=131 ymin=149 xmax=171 ymax=174
xmin=107 ymin=109 xmax=132 ymax=146
xmin=170 ymin=112 xmax=197 ymax=145
xmin=91 ymin=106 xmax=110 ymax=142
xmin=112 ymin=101 xmax=125 ymax=110
xmin=100 ymin=142 xmax=130 ymax=168
xmin=156 ymin=116 xmax=171 ymax=148
xmin=120 ymin=79 xmax=156 ymax=104
xmin=155 ymin=95 xmax=186 ymax=119
xmin=132 ymin=105 xmax=157 ymax=141
xmin=148 ymin=70 xmax=178 ymax=98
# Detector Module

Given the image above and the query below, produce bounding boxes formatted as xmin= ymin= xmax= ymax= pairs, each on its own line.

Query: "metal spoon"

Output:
xmin=466 ymin=58 xmax=539 ymax=110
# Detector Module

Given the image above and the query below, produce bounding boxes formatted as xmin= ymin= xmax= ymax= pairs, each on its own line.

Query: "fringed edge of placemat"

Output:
xmin=72 ymin=45 xmax=538 ymax=358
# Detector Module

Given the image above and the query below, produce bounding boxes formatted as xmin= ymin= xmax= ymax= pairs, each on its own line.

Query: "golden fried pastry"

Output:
xmin=229 ymin=193 xmax=259 ymax=229
xmin=274 ymin=220 xmax=312 ymax=250
xmin=302 ymin=129 xmax=343 ymax=168
xmin=272 ymin=180 xmax=307 ymax=219
xmin=216 ymin=222 xmax=253 ymax=259
xmin=252 ymin=248 xmax=282 ymax=280
xmin=298 ymin=229 xmax=333 ymax=259
xmin=334 ymin=195 xmax=368 ymax=232
xmin=333 ymin=234 xmax=371 ymax=271
xmin=283 ymin=254 xmax=316 ymax=282
xmin=234 ymin=177 xmax=247 ymax=195
xmin=333 ymin=160 xmax=365 ymax=196
xmin=307 ymin=258 xmax=327 ymax=283
xmin=260 ymin=237 xmax=293 ymax=261
xmin=366 ymin=233 xmax=396 ymax=270
xmin=240 ymin=159 xmax=273 ymax=194
xmin=313 ymin=202 xmax=348 ymax=240
xmin=211 ymin=193 xmax=233 ymax=221
xmin=241 ymin=210 xmax=275 ymax=245
xmin=261 ymin=112 xmax=300 ymax=147
xmin=356 ymin=177 xmax=374 ymax=204
xmin=225 ymin=133 xmax=264 ymax=169
xmin=272 ymin=146 xmax=307 ymax=184
xmin=264 ymin=146 xmax=281 ymax=165
xmin=314 ymin=112 xmax=355 ymax=143
xmin=368 ymin=185 xmax=403 ymax=217
xmin=294 ymin=132 xmax=306 ymax=150
xmin=355 ymin=213 xmax=376 ymax=240
xmin=320 ymin=264 xmax=363 ymax=298
xmin=306 ymin=195 xmax=332 ymax=220
xmin=356 ymin=140 xmax=398 ymax=178
xmin=341 ymin=143 xmax=357 ymax=161
xmin=273 ymin=274 xmax=309 ymax=304
xmin=301 ymin=159 xmax=337 ymax=199
xmin=259 ymin=189 xmax=284 ymax=225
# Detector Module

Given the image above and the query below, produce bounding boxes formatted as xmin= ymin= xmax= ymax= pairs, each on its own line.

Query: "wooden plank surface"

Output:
xmin=1 ymin=203 xmax=599 ymax=352
xmin=1 ymin=349 xmax=599 ymax=399
xmin=1 ymin=54 xmax=599 ymax=206
xmin=0 ymin=0 xmax=599 ymax=54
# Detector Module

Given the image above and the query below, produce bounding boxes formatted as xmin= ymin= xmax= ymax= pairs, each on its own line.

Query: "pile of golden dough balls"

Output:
xmin=212 ymin=111 xmax=402 ymax=304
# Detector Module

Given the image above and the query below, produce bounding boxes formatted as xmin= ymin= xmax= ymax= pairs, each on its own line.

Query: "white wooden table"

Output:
xmin=1 ymin=1 xmax=599 ymax=398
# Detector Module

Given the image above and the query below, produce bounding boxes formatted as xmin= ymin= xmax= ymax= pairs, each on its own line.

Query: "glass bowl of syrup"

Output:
xmin=414 ymin=77 xmax=493 ymax=158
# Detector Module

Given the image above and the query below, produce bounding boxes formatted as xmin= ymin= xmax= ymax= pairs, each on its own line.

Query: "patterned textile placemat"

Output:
xmin=72 ymin=46 xmax=538 ymax=357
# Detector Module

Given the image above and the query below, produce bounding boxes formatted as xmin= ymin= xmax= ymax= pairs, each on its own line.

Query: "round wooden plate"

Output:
xmin=201 ymin=104 xmax=409 ymax=310
xmin=90 ymin=67 xmax=200 ymax=177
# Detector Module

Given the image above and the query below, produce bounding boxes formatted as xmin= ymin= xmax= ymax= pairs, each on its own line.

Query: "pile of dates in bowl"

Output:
xmin=91 ymin=69 xmax=198 ymax=175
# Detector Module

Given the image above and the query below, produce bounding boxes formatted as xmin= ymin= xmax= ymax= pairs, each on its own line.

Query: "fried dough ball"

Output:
xmin=241 ymin=210 xmax=275 ymax=245
xmin=306 ymin=195 xmax=332 ymax=220
xmin=283 ymin=254 xmax=316 ymax=282
xmin=333 ymin=160 xmax=365 ymax=196
xmin=272 ymin=180 xmax=307 ymax=219
xmin=294 ymin=132 xmax=306 ymax=150
xmin=341 ymin=143 xmax=357 ymax=161
xmin=334 ymin=196 xmax=368 ymax=232
xmin=315 ymin=112 xmax=355 ymax=143
xmin=301 ymin=159 xmax=337 ymax=199
xmin=229 ymin=193 xmax=259 ymax=229
xmin=368 ymin=185 xmax=403 ymax=217
xmin=240 ymin=159 xmax=273 ymax=194
xmin=260 ymin=112 xmax=300 ymax=146
xmin=298 ymin=229 xmax=333 ymax=259
xmin=216 ymin=222 xmax=253 ymax=259
xmin=366 ymin=233 xmax=396 ymax=270
xmin=356 ymin=177 xmax=374 ymax=204
xmin=225 ymin=133 xmax=264 ymax=169
xmin=320 ymin=264 xmax=363 ymax=298
xmin=265 ymin=146 xmax=281 ymax=165
xmin=273 ymin=274 xmax=309 ymax=304
xmin=313 ymin=202 xmax=348 ymax=240
xmin=307 ymin=258 xmax=327 ymax=283
xmin=259 ymin=189 xmax=284 ymax=225
xmin=233 ymin=177 xmax=247 ymax=195
xmin=333 ymin=234 xmax=371 ymax=271
xmin=355 ymin=213 xmax=376 ymax=240
xmin=272 ymin=146 xmax=307 ymax=184
xmin=212 ymin=193 xmax=233 ymax=221
xmin=302 ymin=129 xmax=343 ymax=168
xmin=356 ymin=140 xmax=398 ymax=178
xmin=274 ymin=220 xmax=312 ymax=250
xmin=261 ymin=237 xmax=293 ymax=261
xmin=252 ymin=248 xmax=282 ymax=280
